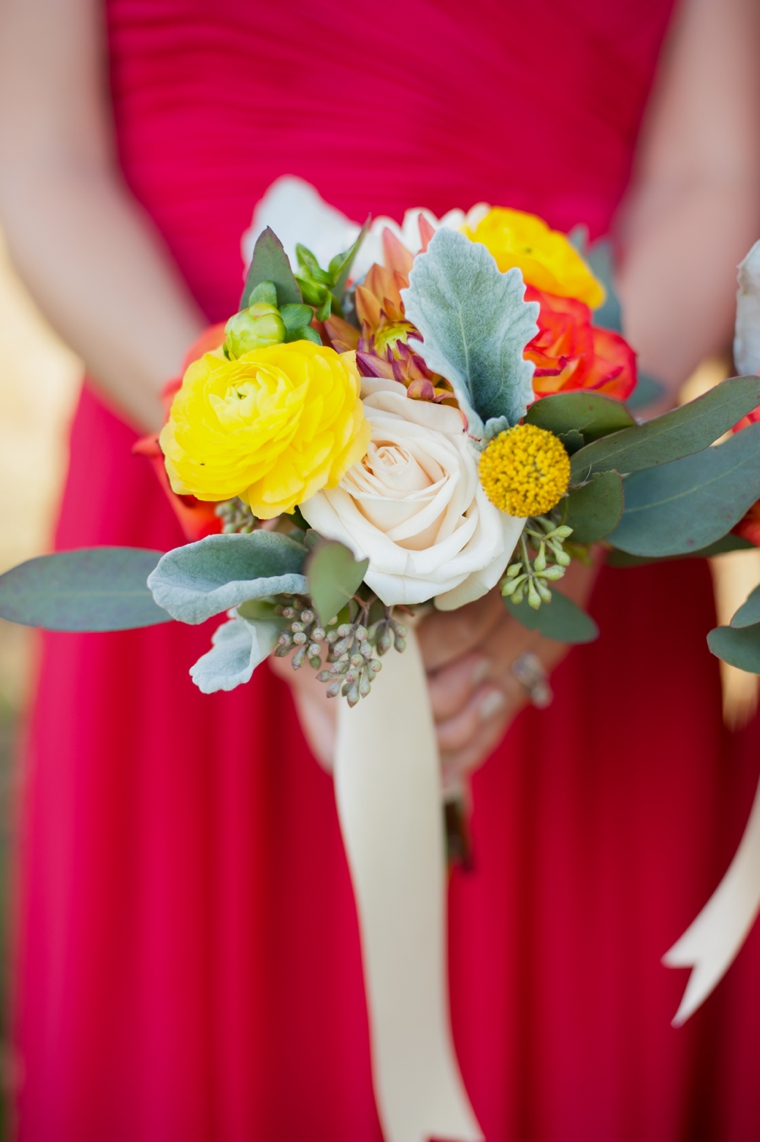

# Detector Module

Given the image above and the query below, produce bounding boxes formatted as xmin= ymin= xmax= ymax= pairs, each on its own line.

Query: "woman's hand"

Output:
xmin=270 ymin=557 xmax=598 ymax=779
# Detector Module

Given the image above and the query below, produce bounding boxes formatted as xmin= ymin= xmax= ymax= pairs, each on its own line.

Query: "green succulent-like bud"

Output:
xmin=224 ymin=301 xmax=286 ymax=359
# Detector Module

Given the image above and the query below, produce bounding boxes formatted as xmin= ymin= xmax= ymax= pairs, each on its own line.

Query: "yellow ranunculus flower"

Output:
xmin=160 ymin=341 xmax=370 ymax=519
xmin=465 ymin=207 xmax=604 ymax=309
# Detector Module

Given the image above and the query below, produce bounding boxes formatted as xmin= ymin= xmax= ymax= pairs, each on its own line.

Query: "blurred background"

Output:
xmin=0 ymin=229 xmax=80 ymax=1126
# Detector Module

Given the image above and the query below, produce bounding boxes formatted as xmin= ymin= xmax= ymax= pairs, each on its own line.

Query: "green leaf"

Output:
xmin=148 ymin=532 xmax=307 ymax=624
xmin=570 ymin=375 xmax=760 ymax=483
xmin=189 ymin=617 xmax=282 ymax=693
xmin=401 ymin=228 xmax=539 ymax=434
xmin=296 ymin=243 xmax=332 ymax=285
xmin=331 ymin=217 xmax=370 ymax=302
xmin=527 ymin=391 xmax=635 ymax=445
xmin=280 ymin=303 xmax=313 ymax=336
xmin=605 ymin=533 xmax=754 ymax=567
xmin=240 ymin=227 xmax=302 ymax=310
xmin=558 ymin=429 xmax=585 ymax=454
xmin=504 ymin=590 xmax=599 ymax=644
xmin=249 ymin=280 xmax=278 ymax=306
xmin=730 ymin=582 xmax=760 ymax=628
xmin=608 ymin=421 xmax=760 ymax=557
xmin=0 ymin=547 xmax=171 ymax=631
xmin=306 ymin=541 xmax=368 ymax=627
xmin=707 ymin=623 xmax=760 ymax=674
xmin=564 ymin=471 xmax=624 ymax=542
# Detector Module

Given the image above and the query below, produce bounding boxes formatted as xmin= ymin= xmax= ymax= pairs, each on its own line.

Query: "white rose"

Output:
xmin=301 ymin=378 xmax=524 ymax=610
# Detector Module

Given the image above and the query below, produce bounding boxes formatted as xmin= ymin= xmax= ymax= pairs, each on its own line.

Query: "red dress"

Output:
xmin=16 ymin=2 xmax=760 ymax=1138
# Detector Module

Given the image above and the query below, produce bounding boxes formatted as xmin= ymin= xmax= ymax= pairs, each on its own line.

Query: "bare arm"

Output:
xmin=618 ymin=0 xmax=760 ymax=396
xmin=0 ymin=0 xmax=205 ymax=432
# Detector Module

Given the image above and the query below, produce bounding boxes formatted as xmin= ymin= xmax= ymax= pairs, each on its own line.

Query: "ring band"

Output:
xmin=511 ymin=651 xmax=553 ymax=709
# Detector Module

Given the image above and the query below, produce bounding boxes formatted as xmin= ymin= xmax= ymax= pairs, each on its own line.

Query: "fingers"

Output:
xmin=269 ymin=654 xmax=337 ymax=770
xmin=417 ymin=589 xmax=504 ymax=672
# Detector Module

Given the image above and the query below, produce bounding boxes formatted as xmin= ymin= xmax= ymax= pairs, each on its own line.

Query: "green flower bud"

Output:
xmin=527 ymin=580 xmax=541 ymax=610
xmin=224 ymin=302 xmax=286 ymax=358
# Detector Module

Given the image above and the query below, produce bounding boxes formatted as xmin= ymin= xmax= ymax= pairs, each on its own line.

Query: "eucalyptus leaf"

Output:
xmin=0 ymin=547 xmax=170 ymax=631
xmin=606 ymin=533 xmax=754 ymax=567
xmin=189 ymin=617 xmax=282 ymax=693
xmin=570 ymin=375 xmax=760 ymax=483
xmin=558 ymin=429 xmax=585 ymax=454
xmin=240 ymin=227 xmax=302 ymax=310
xmin=730 ymin=582 xmax=760 ymax=629
xmin=707 ymin=623 xmax=760 ymax=674
xmin=527 ymin=391 xmax=635 ymax=444
xmin=306 ymin=541 xmax=368 ymax=627
xmin=504 ymin=590 xmax=599 ymax=644
xmin=401 ymin=228 xmax=539 ymax=435
xmin=148 ymin=531 xmax=307 ymax=624
xmin=608 ymin=422 xmax=760 ymax=557
xmin=564 ymin=471 xmax=624 ymax=542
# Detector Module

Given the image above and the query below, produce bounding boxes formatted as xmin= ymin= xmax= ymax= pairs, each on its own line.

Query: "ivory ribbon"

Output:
xmin=664 ymin=772 xmax=760 ymax=1025
xmin=334 ymin=628 xmax=483 ymax=1142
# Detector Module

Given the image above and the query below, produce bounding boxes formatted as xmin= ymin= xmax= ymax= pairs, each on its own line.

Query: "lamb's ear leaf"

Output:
xmin=306 ymin=540 xmax=368 ymax=628
xmin=240 ymin=227 xmax=302 ymax=309
xmin=527 ymin=392 xmax=635 ymax=444
xmin=148 ymin=531 xmax=307 ymax=624
xmin=190 ymin=618 xmax=282 ymax=693
xmin=504 ymin=591 xmax=598 ymax=644
xmin=564 ymin=471 xmax=624 ymax=543
xmin=730 ymin=581 xmax=760 ymax=628
xmin=401 ymin=228 xmax=539 ymax=432
xmin=570 ymin=375 xmax=760 ymax=483
xmin=707 ymin=623 xmax=760 ymax=674
xmin=607 ymin=422 xmax=760 ymax=557
xmin=0 ymin=547 xmax=170 ymax=631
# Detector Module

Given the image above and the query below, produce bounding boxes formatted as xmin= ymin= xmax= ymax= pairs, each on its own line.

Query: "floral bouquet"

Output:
xmin=4 ymin=181 xmax=760 ymax=1142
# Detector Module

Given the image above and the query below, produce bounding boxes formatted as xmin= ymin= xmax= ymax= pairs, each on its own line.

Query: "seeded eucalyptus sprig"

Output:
xmin=215 ymin=497 xmax=258 ymax=534
xmin=500 ymin=515 xmax=573 ymax=610
xmin=272 ymin=594 xmax=408 ymax=707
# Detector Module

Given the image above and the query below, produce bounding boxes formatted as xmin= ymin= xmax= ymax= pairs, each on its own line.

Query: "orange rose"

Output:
xmin=524 ymin=287 xmax=636 ymax=402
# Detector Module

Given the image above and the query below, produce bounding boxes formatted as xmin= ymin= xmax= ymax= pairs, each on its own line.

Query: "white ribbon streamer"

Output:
xmin=664 ymin=772 xmax=760 ymax=1025
xmin=334 ymin=628 xmax=483 ymax=1142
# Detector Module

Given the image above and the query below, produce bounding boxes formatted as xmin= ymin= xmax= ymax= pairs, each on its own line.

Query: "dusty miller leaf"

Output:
xmin=190 ymin=617 xmax=282 ymax=693
xmin=401 ymin=229 xmax=539 ymax=436
xmin=148 ymin=532 xmax=307 ymax=624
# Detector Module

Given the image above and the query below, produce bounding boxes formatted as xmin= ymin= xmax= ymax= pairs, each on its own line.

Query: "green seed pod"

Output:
xmin=326 ymin=680 xmax=342 ymax=698
xmin=542 ymin=565 xmax=566 ymax=581
xmin=536 ymin=580 xmax=553 ymax=604
xmin=359 ymin=670 xmax=372 ymax=698
xmin=224 ymin=302 xmax=286 ymax=358
xmin=527 ymin=580 xmax=541 ymax=610
xmin=309 ymin=656 xmax=322 ymax=670
xmin=534 ymin=543 xmax=547 ymax=572
xmin=505 ymin=562 xmax=522 ymax=579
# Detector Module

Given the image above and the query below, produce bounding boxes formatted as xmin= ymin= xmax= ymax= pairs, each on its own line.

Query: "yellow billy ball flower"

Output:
xmin=465 ymin=207 xmax=604 ymax=309
xmin=478 ymin=424 xmax=570 ymax=517
xmin=160 ymin=342 xmax=371 ymax=519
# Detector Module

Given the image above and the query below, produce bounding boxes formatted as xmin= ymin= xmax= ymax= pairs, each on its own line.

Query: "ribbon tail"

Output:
xmin=663 ymin=772 xmax=760 ymax=1026
xmin=334 ymin=628 xmax=483 ymax=1142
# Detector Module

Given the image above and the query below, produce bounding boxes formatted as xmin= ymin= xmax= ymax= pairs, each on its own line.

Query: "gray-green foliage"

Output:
xmin=0 ymin=547 xmax=170 ymax=631
xmin=306 ymin=541 xmax=369 ymax=627
xmin=730 ymin=582 xmax=760 ymax=628
xmin=527 ymin=391 xmax=635 ymax=445
xmin=504 ymin=590 xmax=598 ymax=644
xmin=564 ymin=471 xmax=624 ymax=542
xmin=240 ymin=227 xmax=302 ymax=309
xmin=190 ymin=617 xmax=283 ymax=693
xmin=707 ymin=624 xmax=760 ymax=674
xmin=148 ymin=531 xmax=307 ymax=624
xmin=571 ymin=375 xmax=760 ymax=483
xmin=608 ymin=421 xmax=760 ymax=557
xmin=401 ymin=228 xmax=539 ymax=437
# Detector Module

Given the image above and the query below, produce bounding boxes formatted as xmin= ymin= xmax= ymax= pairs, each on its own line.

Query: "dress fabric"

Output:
xmin=15 ymin=1 xmax=760 ymax=1139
